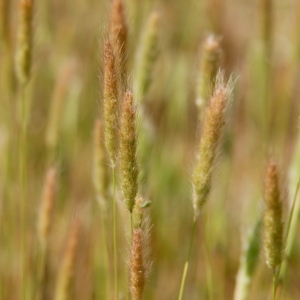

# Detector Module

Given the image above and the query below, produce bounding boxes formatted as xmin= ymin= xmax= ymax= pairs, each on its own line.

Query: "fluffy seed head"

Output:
xmin=196 ymin=34 xmax=222 ymax=115
xmin=110 ymin=0 xmax=127 ymax=75
xmin=38 ymin=167 xmax=57 ymax=247
xmin=103 ymin=39 xmax=118 ymax=165
xmin=15 ymin=0 xmax=33 ymax=85
xmin=130 ymin=228 xmax=146 ymax=300
xmin=119 ymin=91 xmax=139 ymax=212
xmin=192 ymin=72 xmax=232 ymax=219
xmin=263 ymin=161 xmax=284 ymax=271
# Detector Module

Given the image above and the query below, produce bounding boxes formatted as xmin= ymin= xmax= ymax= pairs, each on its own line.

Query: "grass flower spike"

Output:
xmin=103 ymin=39 xmax=119 ymax=166
xmin=263 ymin=161 xmax=284 ymax=271
xmin=196 ymin=34 xmax=221 ymax=118
xmin=192 ymin=71 xmax=232 ymax=219
xmin=110 ymin=0 xmax=127 ymax=76
xmin=119 ymin=91 xmax=139 ymax=212
xmin=130 ymin=228 xmax=146 ymax=300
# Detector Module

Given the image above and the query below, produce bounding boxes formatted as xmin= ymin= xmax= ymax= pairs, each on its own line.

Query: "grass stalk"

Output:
xmin=178 ymin=220 xmax=197 ymax=300
xmin=19 ymin=85 xmax=27 ymax=299
xmin=278 ymin=175 xmax=300 ymax=282
xmin=204 ymin=213 xmax=213 ymax=300
xmin=101 ymin=214 xmax=111 ymax=299
xmin=272 ymin=271 xmax=278 ymax=300
xmin=112 ymin=166 xmax=118 ymax=299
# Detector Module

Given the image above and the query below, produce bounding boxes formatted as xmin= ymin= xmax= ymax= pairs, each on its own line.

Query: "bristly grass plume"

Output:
xmin=103 ymin=39 xmax=119 ymax=166
xmin=119 ymin=90 xmax=139 ymax=213
xmin=263 ymin=161 xmax=284 ymax=271
xmin=109 ymin=0 xmax=128 ymax=78
xmin=263 ymin=161 xmax=284 ymax=300
xmin=196 ymin=34 xmax=222 ymax=119
xmin=130 ymin=228 xmax=146 ymax=300
xmin=192 ymin=71 xmax=233 ymax=220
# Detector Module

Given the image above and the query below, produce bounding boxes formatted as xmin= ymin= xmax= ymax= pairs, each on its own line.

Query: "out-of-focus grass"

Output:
xmin=0 ymin=0 xmax=300 ymax=299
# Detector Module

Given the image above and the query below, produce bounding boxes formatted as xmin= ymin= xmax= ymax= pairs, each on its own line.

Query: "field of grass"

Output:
xmin=1 ymin=0 xmax=300 ymax=299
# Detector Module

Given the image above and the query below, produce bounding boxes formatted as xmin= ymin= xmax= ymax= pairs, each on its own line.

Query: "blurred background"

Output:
xmin=0 ymin=0 xmax=300 ymax=299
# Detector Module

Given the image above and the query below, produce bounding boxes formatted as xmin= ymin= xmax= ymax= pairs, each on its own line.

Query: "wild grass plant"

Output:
xmin=1 ymin=0 xmax=300 ymax=299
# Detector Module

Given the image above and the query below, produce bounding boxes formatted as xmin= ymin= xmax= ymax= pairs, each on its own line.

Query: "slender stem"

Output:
xmin=272 ymin=271 xmax=277 ymax=300
xmin=204 ymin=213 xmax=213 ymax=300
xmin=130 ymin=212 xmax=133 ymax=236
xmin=178 ymin=220 xmax=197 ymax=300
xmin=112 ymin=166 xmax=118 ymax=299
xmin=98 ymin=210 xmax=110 ymax=299
xmin=278 ymin=175 xmax=300 ymax=282
xmin=20 ymin=85 xmax=27 ymax=299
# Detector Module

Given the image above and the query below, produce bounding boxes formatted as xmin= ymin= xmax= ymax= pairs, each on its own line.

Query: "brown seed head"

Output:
xmin=16 ymin=0 xmax=33 ymax=85
xmin=196 ymin=34 xmax=222 ymax=115
xmin=110 ymin=0 xmax=127 ymax=75
xmin=263 ymin=161 xmax=284 ymax=271
xmin=130 ymin=228 xmax=146 ymax=300
xmin=38 ymin=167 xmax=56 ymax=247
xmin=103 ymin=39 xmax=118 ymax=165
xmin=119 ymin=91 xmax=139 ymax=212
xmin=192 ymin=72 xmax=232 ymax=219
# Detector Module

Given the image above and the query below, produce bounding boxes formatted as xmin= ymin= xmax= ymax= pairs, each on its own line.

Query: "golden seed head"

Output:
xmin=119 ymin=91 xmax=139 ymax=212
xmin=103 ymin=39 xmax=119 ymax=165
xmin=263 ymin=161 xmax=284 ymax=271
xmin=38 ymin=167 xmax=56 ymax=247
xmin=196 ymin=34 xmax=222 ymax=114
xmin=130 ymin=228 xmax=146 ymax=300
xmin=15 ymin=0 xmax=33 ymax=85
xmin=93 ymin=119 xmax=110 ymax=208
xmin=192 ymin=71 xmax=232 ymax=219
xmin=110 ymin=0 xmax=127 ymax=73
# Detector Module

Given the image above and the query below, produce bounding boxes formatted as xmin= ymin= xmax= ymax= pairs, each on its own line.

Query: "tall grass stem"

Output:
xmin=178 ymin=220 xmax=197 ymax=300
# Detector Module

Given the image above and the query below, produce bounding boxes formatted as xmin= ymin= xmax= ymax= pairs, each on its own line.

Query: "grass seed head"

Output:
xmin=192 ymin=71 xmax=232 ymax=220
xmin=119 ymin=90 xmax=139 ymax=212
xmin=130 ymin=228 xmax=146 ymax=300
xmin=263 ymin=161 xmax=284 ymax=271
xmin=103 ymin=39 xmax=119 ymax=166
xmin=110 ymin=0 xmax=128 ymax=76
xmin=196 ymin=34 xmax=222 ymax=115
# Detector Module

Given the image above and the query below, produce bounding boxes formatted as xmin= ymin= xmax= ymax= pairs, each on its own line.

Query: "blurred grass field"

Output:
xmin=1 ymin=0 xmax=300 ymax=299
